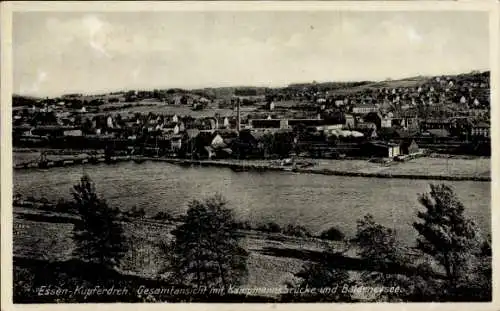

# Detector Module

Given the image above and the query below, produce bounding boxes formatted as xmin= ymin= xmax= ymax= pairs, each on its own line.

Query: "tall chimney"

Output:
xmin=236 ymin=100 xmax=241 ymax=132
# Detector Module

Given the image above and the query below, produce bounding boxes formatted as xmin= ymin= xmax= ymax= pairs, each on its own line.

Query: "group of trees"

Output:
xmin=68 ymin=175 xmax=490 ymax=302
xmin=285 ymin=184 xmax=491 ymax=302
xmin=260 ymin=131 xmax=296 ymax=158
xmin=70 ymin=176 xmax=248 ymax=299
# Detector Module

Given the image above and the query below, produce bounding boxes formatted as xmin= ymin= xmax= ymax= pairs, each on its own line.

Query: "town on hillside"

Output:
xmin=12 ymin=71 xmax=490 ymax=165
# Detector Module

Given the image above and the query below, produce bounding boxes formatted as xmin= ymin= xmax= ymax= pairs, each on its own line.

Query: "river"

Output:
xmin=13 ymin=161 xmax=491 ymax=246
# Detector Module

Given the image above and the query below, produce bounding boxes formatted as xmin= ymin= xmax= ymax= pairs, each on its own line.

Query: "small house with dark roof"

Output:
xmin=399 ymin=139 xmax=420 ymax=155
xmin=419 ymin=119 xmax=451 ymax=131
xmin=344 ymin=114 xmax=355 ymax=129
xmin=266 ymin=101 xmax=275 ymax=111
xmin=215 ymin=116 xmax=230 ymax=129
xmin=180 ymin=129 xmax=201 ymax=156
xmin=353 ymin=122 xmax=377 ymax=140
xmin=162 ymin=122 xmax=180 ymax=135
xmin=376 ymin=127 xmax=399 ymax=141
xmin=360 ymin=141 xmax=401 ymax=158
xmin=250 ymin=119 xmax=283 ymax=129
xmin=217 ymin=129 xmax=239 ymax=146
xmin=192 ymin=132 xmax=227 ymax=159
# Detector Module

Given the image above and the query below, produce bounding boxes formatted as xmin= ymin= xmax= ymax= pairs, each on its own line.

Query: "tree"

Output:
xmin=353 ymin=214 xmax=410 ymax=301
xmin=414 ymin=184 xmax=486 ymax=297
xmin=81 ymin=118 xmax=94 ymax=134
xmin=282 ymin=260 xmax=353 ymax=302
xmin=71 ymin=175 xmax=127 ymax=269
xmin=73 ymin=114 xmax=82 ymax=126
xmin=354 ymin=215 xmax=404 ymax=270
xmin=260 ymin=133 xmax=275 ymax=158
xmin=414 ymin=184 xmax=481 ymax=285
xmin=281 ymin=225 xmax=354 ymax=302
xmin=260 ymin=132 xmax=294 ymax=159
xmin=165 ymin=195 xmax=248 ymax=294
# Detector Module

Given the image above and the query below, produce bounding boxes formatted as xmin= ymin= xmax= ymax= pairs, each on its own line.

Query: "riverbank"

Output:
xmin=140 ymin=157 xmax=491 ymax=182
xmin=13 ymin=151 xmax=490 ymax=181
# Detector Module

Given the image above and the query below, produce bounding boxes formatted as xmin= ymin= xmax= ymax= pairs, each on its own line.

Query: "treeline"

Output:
xmin=286 ymin=81 xmax=372 ymax=92
xmin=13 ymin=95 xmax=41 ymax=107
xmin=14 ymin=177 xmax=491 ymax=302
xmin=100 ymin=102 xmax=157 ymax=112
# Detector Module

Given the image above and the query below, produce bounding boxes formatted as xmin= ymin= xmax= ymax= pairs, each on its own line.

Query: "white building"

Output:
xmin=471 ymin=122 xmax=490 ymax=138
xmin=381 ymin=117 xmax=392 ymax=128
xmin=352 ymin=105 xmax=378 ymax=114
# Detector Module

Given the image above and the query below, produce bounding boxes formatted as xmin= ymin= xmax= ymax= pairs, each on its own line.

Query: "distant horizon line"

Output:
xmin=14 ymin=68 xmax=490 ymax=99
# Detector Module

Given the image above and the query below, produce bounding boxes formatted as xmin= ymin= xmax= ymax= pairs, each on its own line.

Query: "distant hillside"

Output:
xmin=189 ymin=71 xmax=489 ymax=98
xmin=283 ymin=71 xmax=489 ymax=95
xmin=12 ymin=94 xmax=42 ymax=107
xmin=13 ymin=71 xmax=489 ymax=105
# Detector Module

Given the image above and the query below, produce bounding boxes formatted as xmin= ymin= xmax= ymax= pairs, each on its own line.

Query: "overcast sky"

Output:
xmin=13 ymin=11 xmax=489 ymax=97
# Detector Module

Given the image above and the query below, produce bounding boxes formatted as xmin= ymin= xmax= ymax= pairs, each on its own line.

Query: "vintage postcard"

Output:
xmin=1 ymin=1 xmax=498 ymax=310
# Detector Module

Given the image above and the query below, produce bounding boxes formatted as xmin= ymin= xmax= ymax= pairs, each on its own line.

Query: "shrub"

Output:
xmin=319 ymin=226 xmax=345 ymax=241
xmin=284 ymin=224 xmax=312 ymax=237
xmin=232 ymin=220 xmax=252 ymax=230
xmin=13 ymin=193 xmax=22 ymax=204
xmin=257 ymin=221 xmax=282 ymax=233
xmin=127 ymin=206 xmax=146 ymax=219
xmin=153 ymin=211 xmax=174 ymax=222
xmin=55 ymin=199 xmax=77 ymax=213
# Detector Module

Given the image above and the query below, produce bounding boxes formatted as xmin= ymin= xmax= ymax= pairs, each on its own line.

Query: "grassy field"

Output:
xmin=13 ymin=206 xmax=352 ymax=296
xmin=88 ymin=101 xmax=258 ymax=118
xmin=310 ymin=157 xmax=490 ymax=178
xmin=14 ymin=203 xmax=457 ymax=302
xmin=321 ymin=77 xmax=428 ymax=96
xmin=382 ymin=157 xmax=490 ymax=178
xmin=13 ymin=151 xmax=94 ymax=166
xmin=183 ymin=157 xmax=491 ymax=179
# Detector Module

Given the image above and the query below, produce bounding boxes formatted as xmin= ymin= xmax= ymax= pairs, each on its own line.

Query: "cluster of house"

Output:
xmin=13 ymin=93 xmax=490 ymax=154
xmin=279 ymin=74 xmax=490 ymax=109
xmin=12 ymin=71 xmax=490 ymax=159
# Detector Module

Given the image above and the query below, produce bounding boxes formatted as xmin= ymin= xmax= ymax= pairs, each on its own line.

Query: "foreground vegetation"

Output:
xmin=13 ymin=175 xmax=491 ymax=302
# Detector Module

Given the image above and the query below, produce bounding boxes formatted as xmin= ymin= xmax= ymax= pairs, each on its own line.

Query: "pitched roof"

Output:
xmin=353 ymin=104 xmax=378 ymax=109
xmin=368 ymin=141 xmax=399 ymax=148
xmin=217 ymin=129 xmax=239 ymax=138
xmin=474 ymin=122 xmax=490 ymax=128
xmin=185 ymin=129 xmax=200 ymax=139
xmin=196 ymin=131 xmax=220 ymax=146
xmin=249 ymin=131 xmax=265 ymax=141
xmin=422 ymin=118 xmax=451 ymax=124
xmin=164 ymin=122 xmax=179 ymax=128
xmin=356 ymin=122 xmax=377 ymax=129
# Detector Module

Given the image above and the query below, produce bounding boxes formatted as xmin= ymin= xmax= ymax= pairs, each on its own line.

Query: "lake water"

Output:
xmin=13 ymin=161 xmax=491 ymax=245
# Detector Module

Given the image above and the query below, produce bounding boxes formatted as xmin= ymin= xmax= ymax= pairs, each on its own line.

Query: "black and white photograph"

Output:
xmin=2 ymin=2 xmax=495 ymax=306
